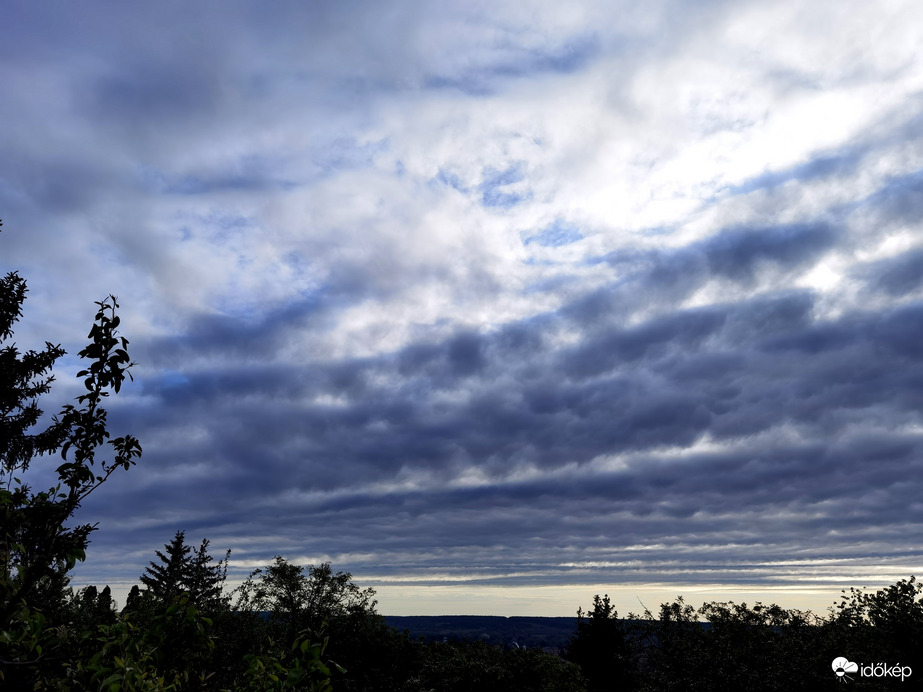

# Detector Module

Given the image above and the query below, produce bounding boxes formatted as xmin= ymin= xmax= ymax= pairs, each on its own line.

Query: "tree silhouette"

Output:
xmin=186 ymin=536 xmax=230 ymax=609
xmin=140 ymin=530 xmax=230 ymax=610
xmin=0 ymin=220 xmax=142 ymax=685
xmin=1 ymin=288 xmax=141 ymax=624
xmin=237 ymin=556 xmax=376 ymax=636
xmin=566 ymin=594 xmax=636 ymax=691
xmin=140 ymin=530 xmax=192 ymax=603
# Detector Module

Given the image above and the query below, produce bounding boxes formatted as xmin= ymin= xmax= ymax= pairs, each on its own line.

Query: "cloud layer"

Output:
xmin=2 ymin=0 xmax=923 ymax=613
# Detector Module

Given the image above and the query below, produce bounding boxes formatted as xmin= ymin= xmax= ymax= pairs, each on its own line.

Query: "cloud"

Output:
xmin=2 ymin=0 xmax=923 ymax=613
xmin=859 ymin=246 xmax=923 ymax=297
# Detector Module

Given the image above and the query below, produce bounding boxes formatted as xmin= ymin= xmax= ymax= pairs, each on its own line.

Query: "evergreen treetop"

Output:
xmin=139 ymin=530 xmax=230 ymax=609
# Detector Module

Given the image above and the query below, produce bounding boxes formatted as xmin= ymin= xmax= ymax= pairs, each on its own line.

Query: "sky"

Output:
xmin=2 ymin=0 xmax=923 ymax=617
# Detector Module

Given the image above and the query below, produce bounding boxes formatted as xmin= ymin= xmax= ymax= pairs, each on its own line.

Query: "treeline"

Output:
xmin=2 ymin=224 xmax=922 ymax=690
xmin=567 ymin=584 xmax=922 ymax=691
xmin=5 ymin=528 xmax=585 ymax=689
xmin=6 ymin=525 xmax=923 ymax=691
xmin=5 ymin=525 xmax=585 ymax=690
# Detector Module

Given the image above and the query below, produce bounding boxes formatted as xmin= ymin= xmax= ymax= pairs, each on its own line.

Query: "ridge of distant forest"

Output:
xmin=384 ymin=616 xmax=578 ymax=649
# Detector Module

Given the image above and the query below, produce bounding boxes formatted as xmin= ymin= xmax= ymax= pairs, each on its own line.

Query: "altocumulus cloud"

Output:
xmin=2 ymin=0 xmax=923 ymax=612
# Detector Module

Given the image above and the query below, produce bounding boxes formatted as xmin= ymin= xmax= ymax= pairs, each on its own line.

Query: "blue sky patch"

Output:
xmin=435 ymin=168 xmax=467 ymax=192
xmin=479 ymin=163 xmax=530 ymax=208
xmin=523 ymin=220 xmax=584 ymax=247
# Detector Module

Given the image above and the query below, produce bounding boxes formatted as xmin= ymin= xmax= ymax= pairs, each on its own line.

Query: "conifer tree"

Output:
xmin=140 ymin=530 xmax=192 ymax=602
xmin=186 ymin=537 xmax=230 ymax=609
xmin=123 ymin=583 xmax=143 ymax=613
xmin=139 ymin=531 xmax=229 ymax=609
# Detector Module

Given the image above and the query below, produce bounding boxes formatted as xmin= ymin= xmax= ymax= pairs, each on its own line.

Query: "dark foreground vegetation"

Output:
xmin=2 ymin=221 xmax=922 ymax=690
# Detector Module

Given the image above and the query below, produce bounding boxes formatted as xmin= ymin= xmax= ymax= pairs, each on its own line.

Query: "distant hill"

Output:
xmin=383 ymin=615 xmax=577 ymax=650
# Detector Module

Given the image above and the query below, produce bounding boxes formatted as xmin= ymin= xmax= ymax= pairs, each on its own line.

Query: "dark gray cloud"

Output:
xmin=83 ymin=206 xmax=923 ymax=584
xmin=726 ymin=150 xmax=864 ymax=196
xmin=60 ymin=206 xmax=923 ymax=605
xmin=860 ymin=247 xmax=923 ymax=297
